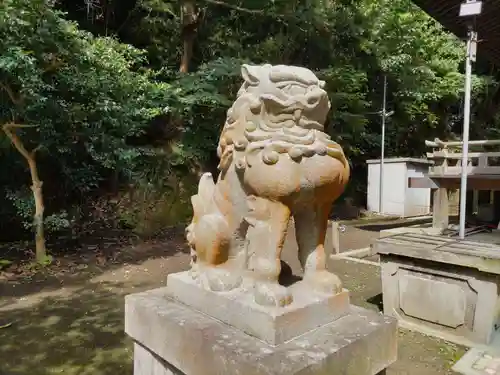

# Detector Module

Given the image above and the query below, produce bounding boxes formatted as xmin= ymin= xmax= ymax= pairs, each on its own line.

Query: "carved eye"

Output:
xmin=287 ymin=84 xmax=308 ymax=96
xmin=308 ymin=95 xmax=320 ymax=105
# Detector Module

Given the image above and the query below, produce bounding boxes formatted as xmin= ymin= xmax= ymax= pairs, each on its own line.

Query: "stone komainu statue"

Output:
xmin=185 ymin=64 xmax=350 ymax=307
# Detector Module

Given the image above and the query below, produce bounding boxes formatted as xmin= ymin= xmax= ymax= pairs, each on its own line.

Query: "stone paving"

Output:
xmin=454 ymin=349 xmax=500 ymax=375
xmin=473 ymin=353 xmax=500 ymax=374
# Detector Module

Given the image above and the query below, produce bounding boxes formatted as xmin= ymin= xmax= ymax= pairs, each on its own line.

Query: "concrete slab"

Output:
xmin=125 ymin=287 xmax=398 ymax=375
xmin=379 ymin=226 xmax=441 ymax=238
xmin=454 ymin=349 xmax=500 ymax=375
xmin=166 ymin=271 xmax=350 ymax=346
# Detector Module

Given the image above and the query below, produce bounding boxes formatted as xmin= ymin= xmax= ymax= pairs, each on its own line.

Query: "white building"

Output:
xmin=366 ymin=158 xmax=432 ymax=217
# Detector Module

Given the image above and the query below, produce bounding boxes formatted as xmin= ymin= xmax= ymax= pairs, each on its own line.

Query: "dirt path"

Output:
xmin=339 ymin=225 xmax=380 ymax=251
xmin=0 ymin=225 xmax=464 ymax=375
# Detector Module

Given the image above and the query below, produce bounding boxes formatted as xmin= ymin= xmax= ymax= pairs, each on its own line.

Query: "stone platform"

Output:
xmin=166 ymin=271 xmax=350 ymax=345
xmin=125 ymin=284 xmax=398 ymax=375
xmin=454 ymin=348 xmax=500 ymax=375
xmin=375 ymin=233 xmax=500 ymax=347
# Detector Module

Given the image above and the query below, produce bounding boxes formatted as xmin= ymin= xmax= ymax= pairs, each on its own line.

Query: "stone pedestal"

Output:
xmin=166 ymin=271 xmax=351 ymax=345
xmin=125 ymin=273 xmax=397 ymax=375
xmin=375 ymin=232 xmax=500 ymax=347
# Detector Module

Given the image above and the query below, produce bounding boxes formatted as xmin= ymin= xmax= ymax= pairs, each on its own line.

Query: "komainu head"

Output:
xmin=237 ymin=64 xmax=331 ymax=127
xmin=217 ymin=64 xmax=346 ymax=171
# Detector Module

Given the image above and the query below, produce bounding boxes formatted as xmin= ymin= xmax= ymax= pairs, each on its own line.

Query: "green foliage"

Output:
xmin=0 ymin=0 xmax=167 ymax=169
xmin=1 ymin=0 xmax=500 ymax=247
xmin=114 ymin=155 xmax=196 ymax=236
xmin=0 ymin=259 xmax=13 ymax=271
xmin=0 ymin=0 xmax=173 ymax=239
xmin=37 ymin=254 xmax=53 ymax=266
xmin=115 ymin=179 xmax=193 ymax=236
xmin=5 ymin=188 xmax=34 ymax=230
xmin=44 ymin=212 xmax=71 ymax=232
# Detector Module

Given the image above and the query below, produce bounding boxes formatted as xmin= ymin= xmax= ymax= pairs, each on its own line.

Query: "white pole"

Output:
xmin=459 ymin=29 xmax=476 ymax=239
xmin=379 ymin=75 xmax=387 ymax=214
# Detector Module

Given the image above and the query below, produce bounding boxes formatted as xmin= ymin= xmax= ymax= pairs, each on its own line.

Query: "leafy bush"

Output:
xmin=2 ymin=0 xmax=500 ymax=257
xmin=0 ymin=0 xmax=172 ymax=254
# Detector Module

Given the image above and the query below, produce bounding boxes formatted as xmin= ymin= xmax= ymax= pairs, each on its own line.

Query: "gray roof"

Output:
xmin=412 ymin=0 xmax=500 ymax=64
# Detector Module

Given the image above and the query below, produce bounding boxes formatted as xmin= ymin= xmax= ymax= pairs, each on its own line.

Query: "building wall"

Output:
xmin=405 ymin=164 xmax=431 ymax=217
xmin=367 ymin=160 xmax=431 ymax=217
xmin=367 ymin=162 xmax=407 ymax=216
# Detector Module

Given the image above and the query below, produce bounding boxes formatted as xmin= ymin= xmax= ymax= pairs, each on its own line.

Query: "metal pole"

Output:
xmin=379 ymin=75 xmax=387 ymax=214
xmin=459 ymin=29 xmax=476 ymax=239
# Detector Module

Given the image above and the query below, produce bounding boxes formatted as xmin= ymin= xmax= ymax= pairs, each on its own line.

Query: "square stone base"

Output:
xmin=167 ymin=271 xmax=350 ymax=345
xmin=379 ymin=254 xmax=500 ymax=347
xmin=125 ymin=287 xmax=398 ymax=375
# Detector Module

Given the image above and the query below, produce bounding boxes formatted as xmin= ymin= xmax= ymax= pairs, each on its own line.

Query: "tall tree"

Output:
xmin=0 ymin=0 xmax=168 ymax=257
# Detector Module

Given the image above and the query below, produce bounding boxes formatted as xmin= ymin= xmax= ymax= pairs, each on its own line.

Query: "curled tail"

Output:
xmin=187 ymin=172 xmax=231 ymax=266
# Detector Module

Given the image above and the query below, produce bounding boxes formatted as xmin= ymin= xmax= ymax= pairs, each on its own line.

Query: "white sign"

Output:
xmin=459 ymin=0 xmax=483 ymax=17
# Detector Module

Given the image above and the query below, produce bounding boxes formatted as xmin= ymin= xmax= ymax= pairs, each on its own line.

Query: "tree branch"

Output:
xmin=2 ymin=123 xmax=38 ymax=162
xmin=0 ymin=82 xmax=23 ymax=106
xmin=201 ymin=0 xmax=264 ymax=14
xmin=3 ymin=123 xmax=37 ymax=129
xmin=31 ymin=144 xmax=43 ymax=155
xmin=3 ymin=122 xmax=47 ymax=261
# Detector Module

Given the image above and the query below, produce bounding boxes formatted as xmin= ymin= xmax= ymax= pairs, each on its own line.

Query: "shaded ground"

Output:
xmin=339 ymin=225 xmax=380 ymax=252
xmin=329 ymin=260 xmax=465 ymax=375
xmin=0 ymin=224 xmax=464 ymax=375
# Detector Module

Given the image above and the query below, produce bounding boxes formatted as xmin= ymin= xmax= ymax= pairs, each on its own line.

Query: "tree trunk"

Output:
xmin=180 ymin=32 xmax=195 ymax=73
xmin=29 ymin=159 xmax=47 ymax=263
xmin=180 ymin=1 xmax=203 ymax=73
xmin=3 ymin=123 xmax=48 ymax=263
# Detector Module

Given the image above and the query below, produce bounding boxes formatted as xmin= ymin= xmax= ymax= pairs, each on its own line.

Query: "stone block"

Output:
xmin=125 ymin=287 xmax=397 ymax=375
xmin=453 ymin=348 xmax=500 ymax=375
xmin=166 ymin=271 xmax=350 ymax=345
xmin=134 ymin=343 xmax=182 ymax=375
xmin=378 ymin=226 xmax=441 ymax=239
xmin=375 ymin=233 xmax=500 ymax=346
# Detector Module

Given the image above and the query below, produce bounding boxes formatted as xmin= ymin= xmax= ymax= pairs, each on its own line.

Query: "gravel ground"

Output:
xmin=0 ymin=224 xmax=464 ymax=375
